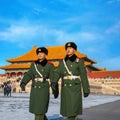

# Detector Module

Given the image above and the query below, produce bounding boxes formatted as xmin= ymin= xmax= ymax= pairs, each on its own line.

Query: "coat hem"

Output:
xmin=61 ymin=112 xmax=82 ymax=117
xmin=29 ymin=110 xmax=47 ymax=114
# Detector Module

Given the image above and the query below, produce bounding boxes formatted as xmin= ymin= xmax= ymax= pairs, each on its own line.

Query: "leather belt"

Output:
xmin=34 ymin=78 xmax=48 ymax=82
xmin=63 ymin=75 xmax=80 ymax=80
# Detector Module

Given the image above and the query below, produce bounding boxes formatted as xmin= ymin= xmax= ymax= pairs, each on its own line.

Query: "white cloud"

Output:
xmin=105 ymin=21 xmax=120 ymax=34
xmin=33 ymin=8 xmax=47 ymax=15
xmin=33 ymin=8 xmax=42 ymax=15
xmin=41 ymin=28 xmax=100 ymax=44
xmin=0 ymin=24 xmax=39 ymax=42
xmin=107 ymin=0 xmax=115 ymax=4
xmin=59 ymin=16 xmax=81 ymax=23
xmin=0 ymin=20 xmax=100 ymax=45
xmin=107 ymin=0 xmax=120 ymax=4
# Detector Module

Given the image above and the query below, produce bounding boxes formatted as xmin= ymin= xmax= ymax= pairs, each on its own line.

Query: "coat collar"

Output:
xmin=64 ymin=54 xmax=77 ymax=62
xmin=35 ymin=59 xmax=48 ymax=66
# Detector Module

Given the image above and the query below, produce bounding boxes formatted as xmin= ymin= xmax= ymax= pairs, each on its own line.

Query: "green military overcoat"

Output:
xmin=53 ymin=55 xmax=90 ymax=117
xmin=21 ymin=59 xmax=54 ymax=114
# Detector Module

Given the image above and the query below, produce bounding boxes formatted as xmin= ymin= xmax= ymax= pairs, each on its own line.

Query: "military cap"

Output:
xmin=36 ymin=47 xmax=48 ymax=55
xmin=65 ymin=42 xmax=77 ymax=50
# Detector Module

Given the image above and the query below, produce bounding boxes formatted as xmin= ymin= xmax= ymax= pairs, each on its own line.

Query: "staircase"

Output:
xmin=89 ymin=78 xmax=120 ymax=95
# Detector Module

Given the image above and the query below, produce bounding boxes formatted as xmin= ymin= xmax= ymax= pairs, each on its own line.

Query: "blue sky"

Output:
xmin=0 ymin=0 xmax=120 ymax=73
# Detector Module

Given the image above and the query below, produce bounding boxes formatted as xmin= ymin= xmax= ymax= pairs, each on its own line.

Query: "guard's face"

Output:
xmin=66 ymin=47 xmax=75 ymax=56
xmin=37 ymin=52 xmax=46 ymax=60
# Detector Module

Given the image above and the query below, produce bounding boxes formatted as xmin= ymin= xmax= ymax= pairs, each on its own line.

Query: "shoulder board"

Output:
xmin=78 ymin=58 xmax=83 ymax=60
xmin=48 ymin=62 xmax=53 ymax=64
xmin=59 ymin=58 xmax=63 ymax=60
xmin=31 ymin=62 xmax=35 ymax=64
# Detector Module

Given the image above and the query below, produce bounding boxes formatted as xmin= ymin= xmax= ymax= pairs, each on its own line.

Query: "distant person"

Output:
xmin=4 ymin=84 xmax=11 ymax=97
xmin=20 ymin=47 xmax=56 ymax=120
xmin=6 ymin=84 xmax=11 ymax=96
xmin=51 ymin=42 xmax=90 ymax=120
xmin=4 ymin=84 xmax=7 ymax=96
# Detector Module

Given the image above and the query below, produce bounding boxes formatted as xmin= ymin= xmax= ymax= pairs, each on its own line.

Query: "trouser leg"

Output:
xmin=35 ymin=114 xmax=44 ymax=120
xmin=68 ymin=116 xmax=77 ymax=120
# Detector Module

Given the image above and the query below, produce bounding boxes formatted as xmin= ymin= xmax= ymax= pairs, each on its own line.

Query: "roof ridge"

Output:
xmin=92 ymin=70 xmax=120 ymax=73
xmin=7 ymin=46 xmax=37 ymax=62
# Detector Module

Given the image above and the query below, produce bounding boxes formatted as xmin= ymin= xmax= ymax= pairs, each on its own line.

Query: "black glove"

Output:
xmin=20 ymin=83 xmax=26 ymax=91
xmin=84 ymin=93 xmax=89 ymax=97
xmin=51 ymin=82 xmax=59 ymax=99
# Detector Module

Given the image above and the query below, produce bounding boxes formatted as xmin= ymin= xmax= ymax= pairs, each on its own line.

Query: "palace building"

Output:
xmin=0 ymin=45 xmax=120 ymax=95
xmin=88 ymin=70 xmax=120 ymax=95
xmin=0 ymin=45 xmax=103 ymax=77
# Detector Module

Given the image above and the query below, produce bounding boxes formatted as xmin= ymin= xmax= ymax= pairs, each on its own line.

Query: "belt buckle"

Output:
xmin=67 ymin=76 xmax=70 ymax=79
xmin=35 ymin=78 xmax=37 ymax=82
xmin=37 ymin=78 xmax=39 ymax=82
xmin=40 ymin=78 xmax=43 ymax=82
xmin=37 ymin=78 xmax=42 ymax=82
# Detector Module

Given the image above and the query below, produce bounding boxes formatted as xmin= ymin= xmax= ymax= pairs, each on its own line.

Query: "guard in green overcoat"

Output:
xmin=51 ymin=42 xmax=90 ymax=120
xmin=20 ymin=47 xmax=55 ymax=120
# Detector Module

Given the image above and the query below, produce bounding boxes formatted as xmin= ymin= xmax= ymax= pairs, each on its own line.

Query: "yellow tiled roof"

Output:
xmin=0 ymin=45 xmax=102 ymax=71
xmin=0 ymin=63 xmax=31 ymax=70
xmin=7 ymin=46 xmax=37 ymax=62
xmin=0 ymin=61 xmax=91 ymax=70
xmin=7 ymin=45 xmax=86 ymax=62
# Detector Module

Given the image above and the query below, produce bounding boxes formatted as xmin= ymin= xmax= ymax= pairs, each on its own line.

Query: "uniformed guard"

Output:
xmin=20 ymin=47 xmax=55 ymax=120
xmin=51 ymin=42 xmax=90 ymax=120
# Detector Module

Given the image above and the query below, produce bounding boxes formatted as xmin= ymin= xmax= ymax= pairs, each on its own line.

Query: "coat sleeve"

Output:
xmin=79 ymin=59 xmax=90 ymax=94
xmin=49 ymin=64 xmax=55 ymax=82
xmin=52 ymin=61 xmax=62 ymax=82
xmin=20 ymin=64 xmax=34 ymax=85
